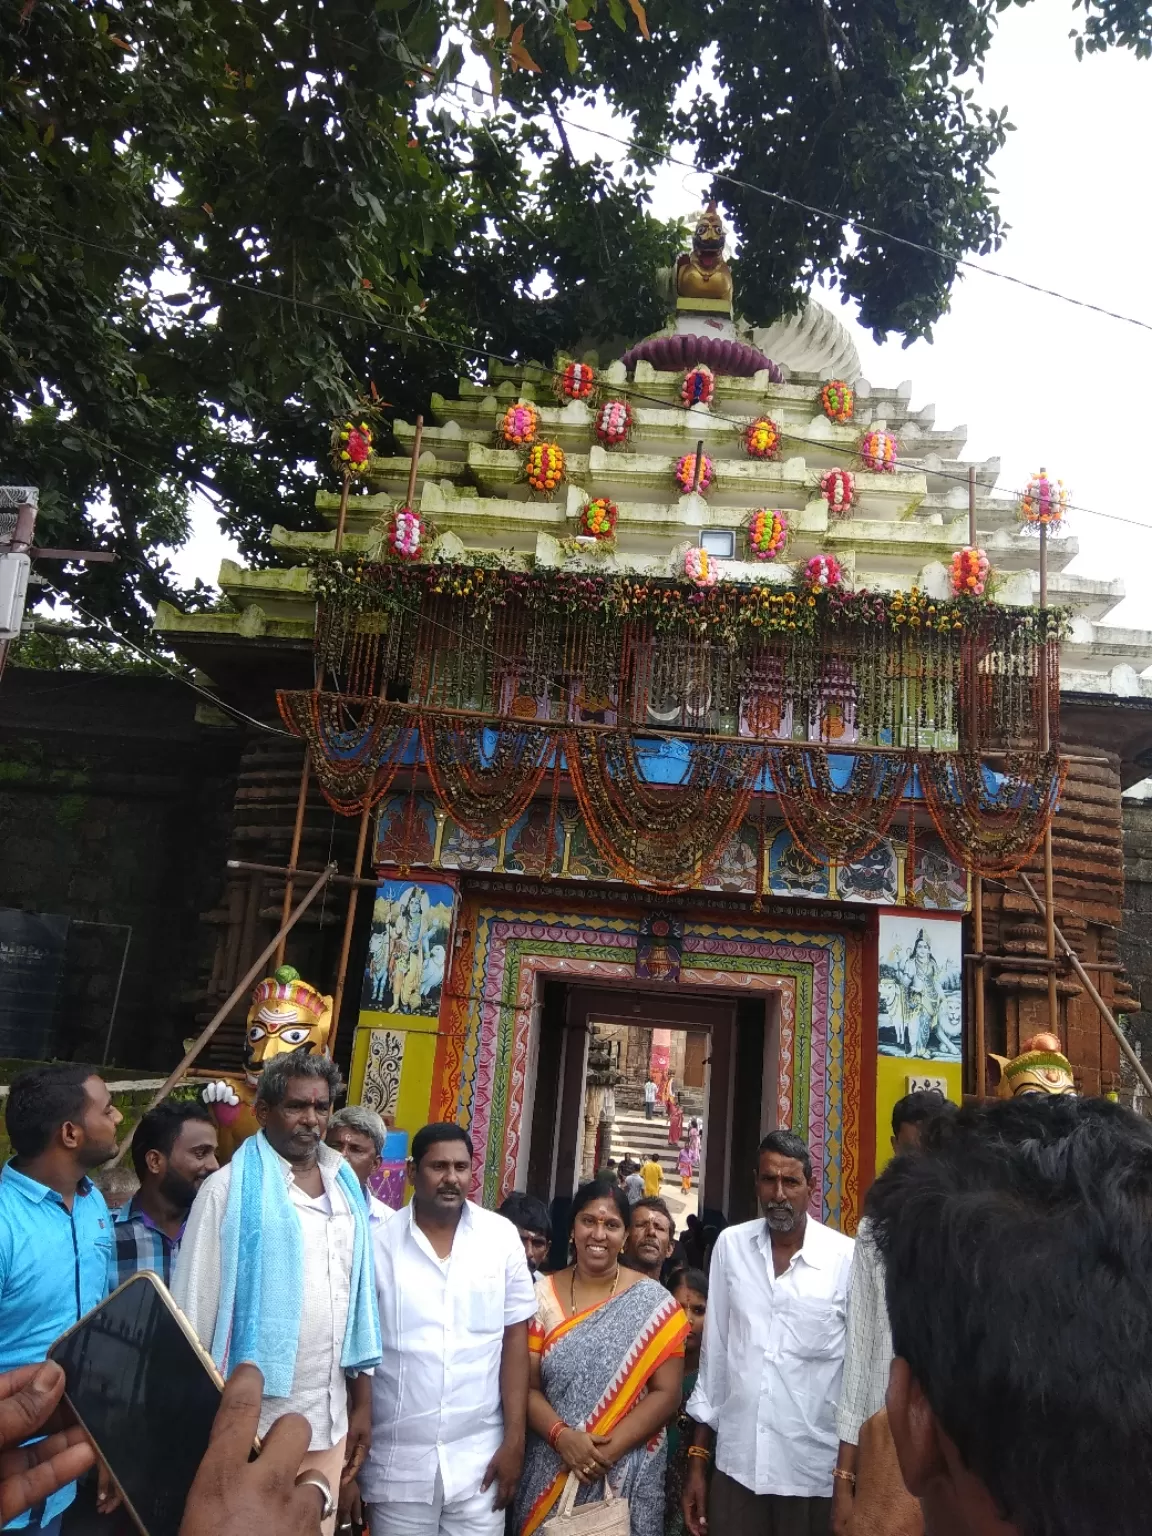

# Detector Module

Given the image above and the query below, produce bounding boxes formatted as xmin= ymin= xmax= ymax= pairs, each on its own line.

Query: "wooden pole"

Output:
xmin=691 ymin=438 xmax=705 ymax=493
xmin=275 ymin=754 xmax=311 ymax=968
xmin=967 ymin=466 xmax=987 ymax=1096
xmin=334 ymin=470 xmax=352 ymax=552
xmin=1019 ymin=873 xmax=1152 ymax=1104
xmin=324 ymin=414 xmax=424 ymax=1057
xmin=1038 ymin=521 xmax=1059 ymax=1035
xmin=110 ymin=865 xmax=336 ymax=1166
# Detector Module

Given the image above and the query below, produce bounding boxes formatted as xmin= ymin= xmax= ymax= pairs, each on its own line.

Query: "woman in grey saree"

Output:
xmin=516 ymin=1181 xmax=687 ymax=1536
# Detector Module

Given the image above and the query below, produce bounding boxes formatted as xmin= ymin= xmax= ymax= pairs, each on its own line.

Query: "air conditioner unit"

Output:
xmin=0 ymin=553 xmax=31 ymax=640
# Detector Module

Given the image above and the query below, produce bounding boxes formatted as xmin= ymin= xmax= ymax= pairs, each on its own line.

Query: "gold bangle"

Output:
xmin=687 ymin=1446 xmax=712 ymax=1462
xmin=832 ymin=1469 xmax=856 ymax=1487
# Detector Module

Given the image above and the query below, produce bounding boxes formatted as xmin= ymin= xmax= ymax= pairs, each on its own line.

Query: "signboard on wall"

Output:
xmin=0 ymin=909 xmax=69 ymax=1060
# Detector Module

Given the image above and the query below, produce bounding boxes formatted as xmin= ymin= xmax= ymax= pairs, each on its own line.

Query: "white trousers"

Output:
xmin=366 ymin=1470 xmax=504 ymax=1536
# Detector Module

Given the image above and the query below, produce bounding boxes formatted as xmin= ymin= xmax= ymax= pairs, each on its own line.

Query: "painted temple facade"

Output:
xmin=155 ymin=212 xmax=1152 ymax=1225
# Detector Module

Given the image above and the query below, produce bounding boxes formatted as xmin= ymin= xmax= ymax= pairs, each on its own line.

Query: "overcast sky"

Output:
xmin=168 ymin=2 xmax=1152 ymax=639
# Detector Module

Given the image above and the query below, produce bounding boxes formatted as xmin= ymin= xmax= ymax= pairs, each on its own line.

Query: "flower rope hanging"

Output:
xmin=594 ymin=400 xmax=633 ymax=447
xmin=744 ymin=416 xmax=782 ymax=461
xmin=277 ymin=689 xmax=409 ymax=814
xmin=820 ymin=380 xmax=855 ymax=424
xmin=681 ymin=365 xmax=715 ymax=406
xmin=580 ymin=498 xmax=618 ymax=541
xmin=819 ymin=467 xmax=856 ymax=519
xmin=675 ymin=451 xmax=713 ymax=494
xmin=859 ymin=427 xmax=898 ymax=473
xmin=555 ymin=361 xmax=596 ymax=401
xmin=748 ymin=509 xmax=788 ymax=561
xmin=331 ymin=417 xmax=374 ymax=475
xmin=768 ymin=745 xmax=911 ymax=864
xmin=684 ymin=547 xmax=719 ymax=587
xmin=919 ymin=751 xmax=1067 ymax=878
xmin=387 ymin=506 xmax=426 ymax=561
xmin=1019 ymin=468 xmax=1068 ymax=531
xmin=525 ymin=442 xmax=565 ymax=493
xmin=500 ymin=401 xmax=539 ymax=448
xmin=420 ymin=717 xmax=558 ymax=838
xmin=950 ymin=546 xmax=990 ymax=596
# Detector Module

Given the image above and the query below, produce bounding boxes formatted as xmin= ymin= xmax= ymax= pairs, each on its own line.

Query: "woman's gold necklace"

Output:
xmin=571 ymin=1262 xmax=620 ymax=1314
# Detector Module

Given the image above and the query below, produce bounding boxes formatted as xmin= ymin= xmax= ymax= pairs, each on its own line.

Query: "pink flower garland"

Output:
xmin=748 ymin=508 xmax=788 ymax=561
xmin=860 ymin=428 xmax=898 ymax=473
xmin=684 ymin=547 xmax=719 ymax=587
xmin=594 ymin=400 xmax=633 ymax=447
xmin=1019 ymin=468 xmax=1067 ymax=530
xmin=744 ymin=416 xmax=782 ymax=460
xmin=675 ymin=452 xmax=714 ymax=494
xmin=804 ymin=554 xmax=843 ymax=589
xmin=950 ymin=547 xmax=990 ymax=597
xmin=820 ymin=467 xmax=856 ymax=519
xmin=501 ymin=402 xmax=539 ymax=447
xmin=681 ymin=366 xmax=715 ymax=406
xmin=388 ymin=506 xmax=424 ymax=560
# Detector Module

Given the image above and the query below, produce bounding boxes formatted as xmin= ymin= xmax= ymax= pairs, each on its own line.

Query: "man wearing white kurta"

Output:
xmin=683 ymin=1130 xmax=854 ymax=1536
xmin=361 ymin=1122 xmax=536 ymax=1536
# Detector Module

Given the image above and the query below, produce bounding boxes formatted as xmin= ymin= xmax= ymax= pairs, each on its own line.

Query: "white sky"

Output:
xmin=169 ymin=2 xmax=1152 ymax=637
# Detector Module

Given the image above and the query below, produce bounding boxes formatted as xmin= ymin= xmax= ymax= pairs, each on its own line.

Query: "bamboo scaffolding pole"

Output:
xmin=1039 ymin=521 xmax=1059 ymax=1034
xmin=968 ymin=465 xmax=987 ymax=1095
xmin=275 ymin=755 xmax=311 ymax=967
xmin=1019 ymin=873 xmax=1152 ymax=1104
xmin=110 ymin=865 xmax=336 ymax=1167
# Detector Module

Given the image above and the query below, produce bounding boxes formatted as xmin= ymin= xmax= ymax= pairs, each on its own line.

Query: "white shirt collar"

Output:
xmin=753 ymin=1212 xmax=831 ymax=1270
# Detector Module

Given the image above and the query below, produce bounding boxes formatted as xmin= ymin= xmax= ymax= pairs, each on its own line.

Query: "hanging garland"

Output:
xmin=950 ymin=546 xmax=990 ymax=596
xmin=501 ymin=402 xmax=539 ymax=448
xmin=768 ymin=746 xmax=910 ymax=863
xmin=580 ymin=498 xmax=618 ymax=541
xmin=387 ymin=506 xmax=426 ymax=561
xmin=804 ymin=554 xmax=843 ymax=589
xmin=1019 ymin=468 xmax=1068 ymax=531
xmin=419 ymin=717 xmax=558 ymax=837
xmin=277 ymin=690 xmax=408 ymax=814
xmin=744 ymin=416 xmax=782 ymax=461
xmin=525 ymin=442 xmax=565 ymax=493
xmin=555 ymin=361 xmax=597 ymax=401
xmin=860 ymin=428 xmax=899 ymax=473
xmin=331 ymin=417 xmax=374 ymax=475
xmin=594 ymin=400 xmax=633 ymax=447
xmin=820 ymin=380 xmax=855 ymax=424
xmin=681 ymin=365 xmax=715 ymax=406
xmin=820 ymin=467 xmax=856 ymax=519
xmin=919 ymin=751 xmax=1067 ymax=878
xmin=748 ymin=509 xmax=788 ymax=561
xmin=684 ymin=547 xmax=719 ymax=587
xmin=675 ymin=451 xmax=714 ymax=494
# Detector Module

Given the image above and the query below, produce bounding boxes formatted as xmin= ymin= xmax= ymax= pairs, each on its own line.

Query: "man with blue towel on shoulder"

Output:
xmin=174 ymin=1053 xmax=381 ymax=1536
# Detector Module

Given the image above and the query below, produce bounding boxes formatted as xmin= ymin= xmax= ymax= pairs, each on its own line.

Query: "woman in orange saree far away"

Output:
xmin=514 ymin=1178 xmax=687 ymax=1536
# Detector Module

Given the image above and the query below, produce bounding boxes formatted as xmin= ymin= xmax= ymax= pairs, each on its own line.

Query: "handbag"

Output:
xmin=542 ymin=1472 xmax=631 ymax=1536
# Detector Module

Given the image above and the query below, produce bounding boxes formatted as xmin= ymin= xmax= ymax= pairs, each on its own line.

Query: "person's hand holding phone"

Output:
xmin=179 ymin=1365 xmax=328 ymax=1536
xmin=0 ymin=1360 xmax=96 ymax=1526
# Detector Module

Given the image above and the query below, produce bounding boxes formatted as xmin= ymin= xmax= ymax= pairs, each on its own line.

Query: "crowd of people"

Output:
xmin=1 ymin=1059 xmax=1151 ymax=1536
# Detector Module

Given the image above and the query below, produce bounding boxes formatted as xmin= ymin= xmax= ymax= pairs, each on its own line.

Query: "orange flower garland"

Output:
xmin=748 ymin=508 xmax=788 ymax=561
xmin=820 ymin=380 xmax=854 ymax=424
xmin=675 ymin=452 xmax=713 ymax=494
xmin=501 ymin=402 xmax=539 ymax=447
xmin=526 ymin=442 xmax=565 ymax=493
xmin=950 ymin=546 xmax=990 ymax=596
xmin=860 ymin=428 xmax=898 ymax=473
xmin=580 ymin=498 xmax=618 ymax=540
xmin=1019 ymin=468 xmax=1067 ymax=530
xmin=556 ymin=361 xmax=597 ymax=401
xmin=744 ymin=416 xmax=782 ymax=461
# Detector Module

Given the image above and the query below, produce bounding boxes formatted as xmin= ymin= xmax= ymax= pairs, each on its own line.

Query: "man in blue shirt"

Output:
xmin=0 ymin=1065 xmax=122 ymax=1535
xmin=109 ymin=1100 xmax=218 ymax=1292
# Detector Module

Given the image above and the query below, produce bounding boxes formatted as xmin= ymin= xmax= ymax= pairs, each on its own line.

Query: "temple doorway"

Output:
xmin=523 ymin=982 xmax=781 ymax=1250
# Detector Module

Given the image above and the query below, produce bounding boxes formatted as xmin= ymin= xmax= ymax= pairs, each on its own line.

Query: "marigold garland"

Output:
xmin=332 ymin=417 xmax=374 ymax=474
xmin=277 ymin=690 xmax=407 ymax=813
xmin=555 ymin=361 xmax=596 ymax=401
xmin=860 ymin=428 xmax=898 ymax=473
xmin=501 ymin=401 xmax=539 ymax=447
xmin=684 ymin=547 xmax=719 ymax=587
xmin=675 ymin=451 xmax=713 ymax=494
xmin=525 ymin=442 xmax=565 ymax=493
xmin=419 ymin=717 xmax=557 ymax=837
xmin=804 ymin=554 xmax=843 ymax=589
xmin=820 ymin=380 xmax=855 ymax=424
xmin=748 ymin=509 xmax=788 ymax=561
xmin=594 ymin=400 xmax=633 ymax=447
xmin=681 ymin=366 xmax=715 ymax=407
xmin=819 ymin=467 xmax=856 ymax=519
xmin=1019 ymin=468 xmax=1067 ymax=530
xmin=580 ymin=498 xmax=618 ymax=540
xmin=744 ymin=416 xmax=782 ymax=461
xmin=950 ymin=546 xmax=990 ymax=596
xmin=388 ymin=506 xmax=425 ymax=561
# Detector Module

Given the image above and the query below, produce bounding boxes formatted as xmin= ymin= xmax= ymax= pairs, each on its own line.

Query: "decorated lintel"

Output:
xmin=501 ymin=401 xmax=539 ymax=448
xmin=748 ymin=508 xmax=788 ymax=561
xmin=859 ymin=427 xmax=898 ymax=473
xmin=820 ymin=380 xmax=855 ymax=424
xmin=526 ymin=442 xmax=565 ymax=493
xmin=744 ymin=416 xmax=782 ymax=461
xmin=675 ymin=451 xmax=713 ymax=494
xmin=594 ymin=399 xmax=633 ymax=447
xmin=820 ymin=467 xmax=856 ymax=519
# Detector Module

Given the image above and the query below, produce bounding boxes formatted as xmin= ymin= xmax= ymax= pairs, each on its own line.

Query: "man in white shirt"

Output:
xmin=361 ymin=1121 xmax=536 ymax=1536
xmin=174 ymin=1055 xmax=379 ymax=1536
xmin=644 ymin=1077 xmax=658 ymax=1119
xmin=683 ymin=1129 xmax=854 ymax=1536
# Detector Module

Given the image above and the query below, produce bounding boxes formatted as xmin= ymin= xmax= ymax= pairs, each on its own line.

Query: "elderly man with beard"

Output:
xmin=683 ymin=1130 xmax=853 ymax=1536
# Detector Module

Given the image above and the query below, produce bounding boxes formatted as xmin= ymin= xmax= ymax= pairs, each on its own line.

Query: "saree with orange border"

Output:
xmin=515 ymin=1277 xmax=688 ymax=1536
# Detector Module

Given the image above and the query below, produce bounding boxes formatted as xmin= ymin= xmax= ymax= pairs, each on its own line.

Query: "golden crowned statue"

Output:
xmin=199 ymin=964 xmax=334 ymax=1161
xmin=990 ymin=1031 xmax=1077 ymax=1098
xmin=675 ymin=203 xmax=735 ymax=308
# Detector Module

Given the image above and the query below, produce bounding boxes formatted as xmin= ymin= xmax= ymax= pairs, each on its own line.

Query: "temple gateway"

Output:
xmin=156 ymin=208 xmax=1152 ymax=1227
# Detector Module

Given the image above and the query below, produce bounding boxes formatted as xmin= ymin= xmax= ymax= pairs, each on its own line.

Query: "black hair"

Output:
xmin=666 ymin=1265 xmax=709 ymax=1300
xmin=758 ymin=1128 xmax=813 ymax=1182
xmin=867 ymin=1096 xmax=1152 ymax=1536
xmin=629 ymin=1194 xmax=674 ymax=1231
xmin=498 ymin=1191 xmax=552 ymax=1239
xmin=131 ymin=1099 xmax=215 ymax=1181
xmin=410 ymin=1121 xmax=473 ymax=1166
xmin=890 ymin=1088 xmax=956 ymax=1138
xmin=255 ymin=1052 xmax=344 ymax=1107
xmin=570 ymin=1176 xmax=630 ymax=1230
xmin=6 ymin=1066 xmax=97 ymax=1159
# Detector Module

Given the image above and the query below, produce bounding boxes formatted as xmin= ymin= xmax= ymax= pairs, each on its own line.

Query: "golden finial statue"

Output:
xmin=675 ymin=203 xmax=735 ymax=309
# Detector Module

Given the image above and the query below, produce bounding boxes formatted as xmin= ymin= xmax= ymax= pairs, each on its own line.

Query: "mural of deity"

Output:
xmin=838 ymin=840 xmax=898 ymax=904
xmin=362 ymin=879 xmax=454 ymax=1016
xmin=769 ymin=829 xmax=829 ymax=897
xmin=910 ymin=835 xmax=968 ymax=910
xmin=878 ymin=917 xmax=962 ymax=1061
